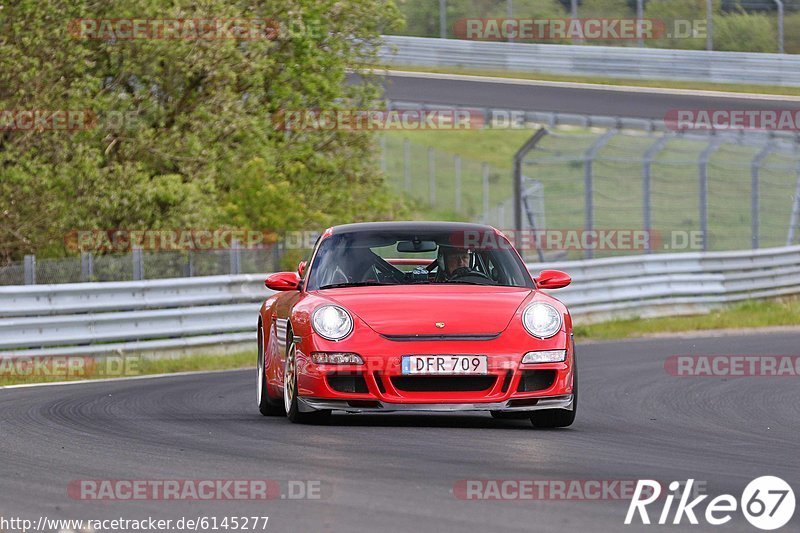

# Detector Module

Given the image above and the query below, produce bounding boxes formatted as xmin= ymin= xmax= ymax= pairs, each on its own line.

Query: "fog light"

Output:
xmin=522 ymin=350 xmax=566 ymax=364
xmin=312 ymin=352 xmax=364 ymax=365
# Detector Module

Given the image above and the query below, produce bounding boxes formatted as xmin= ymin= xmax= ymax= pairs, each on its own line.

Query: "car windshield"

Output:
xmin=305 ymin=229 xmax=533 ymax=290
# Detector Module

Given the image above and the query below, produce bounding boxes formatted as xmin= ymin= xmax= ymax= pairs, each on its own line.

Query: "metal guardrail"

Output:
xmin=380 ymin=36 xmax=800 ymax=87
xmin=2 ymin=245 xmax=799 ymax=357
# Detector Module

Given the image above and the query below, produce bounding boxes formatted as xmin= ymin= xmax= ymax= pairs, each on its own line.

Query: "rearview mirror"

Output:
xmin=265 ymin=272 xmax=301 ymax=291
xmin=397 ymin=240 xmax=438 ymax=253
xmin=535 ymin=269 xmax=571 ymax=289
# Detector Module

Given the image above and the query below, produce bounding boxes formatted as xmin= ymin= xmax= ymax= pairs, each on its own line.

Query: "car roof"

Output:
xmin=328 ymin=221 xmax=497 ymax=235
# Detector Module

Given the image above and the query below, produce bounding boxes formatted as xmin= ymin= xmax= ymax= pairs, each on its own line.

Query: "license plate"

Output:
xmin=401 ymin=355 xmax=488 ymax=375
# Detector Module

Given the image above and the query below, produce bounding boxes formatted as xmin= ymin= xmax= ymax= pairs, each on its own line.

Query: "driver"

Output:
xmin=439 ymin=247 xmax=475 ymax=281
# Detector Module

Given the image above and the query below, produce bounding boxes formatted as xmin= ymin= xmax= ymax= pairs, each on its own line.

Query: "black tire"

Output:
xmin=258 ymin=323 xmax=285 ymax=417
xmin=530 ymin=351 xmax=577 ymax=429
xmin=284 ymin=342 xmax=331 ymax=425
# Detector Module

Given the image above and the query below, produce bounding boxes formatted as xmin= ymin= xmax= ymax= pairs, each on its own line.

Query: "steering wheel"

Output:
xmin=448 ymin=267 xmax=491 ymax=281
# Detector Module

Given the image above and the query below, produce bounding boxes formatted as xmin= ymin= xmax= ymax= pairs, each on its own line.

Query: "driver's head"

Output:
xmin=444 ymin=247 xmax=470 ymax=274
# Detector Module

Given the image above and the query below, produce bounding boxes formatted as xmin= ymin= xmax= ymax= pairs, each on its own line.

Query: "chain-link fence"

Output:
xmin=388 ymin=0 xmax=800 ymax=54
xmin=0 ymin=246 xmax=284 ymax=286
xmin=519 ymin=128 xmax=800 ymax=259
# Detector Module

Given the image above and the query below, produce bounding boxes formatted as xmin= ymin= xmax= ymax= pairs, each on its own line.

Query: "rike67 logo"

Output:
xmin=626 ymin=477 xmax=795 ymax=530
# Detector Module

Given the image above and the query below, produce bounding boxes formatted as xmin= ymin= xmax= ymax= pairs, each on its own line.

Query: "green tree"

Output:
xmin=0 ymin=0 xmax=405 ymax=263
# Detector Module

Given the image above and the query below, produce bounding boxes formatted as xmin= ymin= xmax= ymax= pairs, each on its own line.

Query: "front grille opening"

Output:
xmin=508 ymin=398 xmax=540 ymax=408
xmin=501 ymin=370 xmax=514 ymax=392
xmin=517 ymin=370 xmax=556 ymax=393
xmin=327 ymin=373 xmax=369 ymax=394
xmin=373 ymin=372 xmax=386 ymax=393
xmin=391 ymin=376 xmax=497 ymax=392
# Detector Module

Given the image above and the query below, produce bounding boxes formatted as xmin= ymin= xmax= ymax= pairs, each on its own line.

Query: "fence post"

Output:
xmin=698 ymin=138 xmax=722 ymax=252
xmin=454 ymin=155 xmax=462 ymax=213
xmin=428 ymin=148 xmax=436 ymax=207
xmin=379 ymin=136 xmax=387 ymax=174
xmin=482 ymin=163 xmax=490 ymax=222
xmin=403 ymin=138 xmax=411 ymax=191
xmin=132 ymin=248 xmax=144 ymax=280
xmin=775 ymin=0 xmax=785 ymax=54
xmin=751 ymin=143 xmax=773 ymax=249
xmin=507 ymin=0 xmax=514 ymax=43
xmin=230 ymin=239 xmax=241 ymax=275
xmin=643 ymin=135 xmax=670 ymax=253
xmin=706 ymin=0 xmax=714 ymax=51
xmin=513 ymin=129 xmax=549 ymax=240
xmin=636 ymin=0 xmax=644 ymax=48
xmin=23 ymin=255 xmax=36 ymax=285
xmin=583 ymin=131 xmax=617 ymax=259
xmin=439 ymin=0 xmax=447 ymax=39
xmin=570 ymin=0 xmax=580 ymax=44
xmin=80 ymin=252 xmax=94 ymax=282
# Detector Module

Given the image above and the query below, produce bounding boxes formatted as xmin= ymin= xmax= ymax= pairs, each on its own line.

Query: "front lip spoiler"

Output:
xmin=297 ymin=394 xmax=574 ymax=414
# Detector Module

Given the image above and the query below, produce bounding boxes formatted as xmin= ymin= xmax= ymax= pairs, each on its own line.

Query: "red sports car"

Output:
xmin=257 ymin=222 xmax=576 ymax=427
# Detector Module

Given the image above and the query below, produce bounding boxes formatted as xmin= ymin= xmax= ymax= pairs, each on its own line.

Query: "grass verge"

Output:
xmin=0 ymin=350 xmax=255 ymax=387
xmin=574 ymin=298 xmax=800 ymax=341
xmin=387 ymin=65 xmax=800 ymax=97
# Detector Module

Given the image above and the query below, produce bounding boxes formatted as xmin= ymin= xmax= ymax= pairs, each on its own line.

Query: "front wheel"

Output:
xmin=530 ymin=359 xmax=577 ymax=429
xmin=284 ymin=343 xmax=331 ymax=424
xmin=258 ymin=324 xmax=285 ymax=417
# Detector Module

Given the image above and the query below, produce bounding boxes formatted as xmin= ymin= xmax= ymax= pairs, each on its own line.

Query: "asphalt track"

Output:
xmin=372 ymin=71 xmax=800 ymax=120
xmin=1 ymin=331 xmax=798 ymax=532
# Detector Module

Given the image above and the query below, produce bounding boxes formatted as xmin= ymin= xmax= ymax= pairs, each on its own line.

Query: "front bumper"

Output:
xmin=298 ymin=394 xmax=574 ymax=413
xmin=294 ymin=327 xmax=575 ymax=412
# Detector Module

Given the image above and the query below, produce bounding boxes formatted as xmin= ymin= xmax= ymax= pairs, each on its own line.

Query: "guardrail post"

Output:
xmin=428 ymin=148 xmax=436 ymax=207
xmin=230 ymin=239 xmax=241 ymax=275
xmin=751 ymin=142 xmax=773 ymax=249
xmin=23 ymin=255 xmax=36 ymax=285
xmin=698 ymin=138 xmax=722 ymax=252
xmin=788 ymin=167 xmax=800 ymax=246
xmin=185 ymin=252 xmax=194 ymax=277
xmin=132 ymin=249 xmax=144 ymax=280
xmin=80 ymin=252 xmax=94 ymax=282
xmin=643 ymin=135 xmax=670 ymax=253
xmin=454 ymin=155 xmax=462 ymax=213
xmin=583 ymin=131 xmax=617 ymax=259
xmin=776 ymin=0 xmax=785 ymax=54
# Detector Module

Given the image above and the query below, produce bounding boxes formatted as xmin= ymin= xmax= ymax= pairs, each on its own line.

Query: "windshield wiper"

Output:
xmin=318 ymin=281 xmax=396 ymax=290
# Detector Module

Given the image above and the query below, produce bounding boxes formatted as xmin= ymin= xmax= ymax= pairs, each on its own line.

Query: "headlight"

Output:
xmin=312 ymin=305 xmax=353 ymax=341
xmin=522 ymin=303 xmax=562 ymax=339
xmin=522 ymin=350 xmax=566 ymax=364
xmin=311 ymin=352 xmax=364 ymax=365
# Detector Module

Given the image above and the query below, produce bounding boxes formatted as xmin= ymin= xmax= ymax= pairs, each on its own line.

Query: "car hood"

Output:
xmin=320 ymin=285 xmax=533 ymax=336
